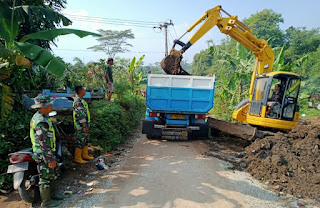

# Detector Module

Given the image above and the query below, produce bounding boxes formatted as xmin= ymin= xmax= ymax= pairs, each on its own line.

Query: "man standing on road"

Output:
xmin=30 ymin=94 xmax=63 ymax=207
xmin=73 ymin=86 xmax=94 ymax=164
xmin=105 ymin=58 xmax=114 ymax=103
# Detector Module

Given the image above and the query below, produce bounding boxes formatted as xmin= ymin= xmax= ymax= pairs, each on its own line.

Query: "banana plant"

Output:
xmin=273 ymin=45 xmax=308 ymax=72
xmin=128 ymin=55 xmax=145 ymax=90
xmin=133 ymin=72 xmax=144 ymax=85
xmin=214 ymin=70 xmax=248 ymax=121
xmin=208 ymin=43 xmax=254 ymax=120
xmin=0 ymin=1 xmax=100 ymax=120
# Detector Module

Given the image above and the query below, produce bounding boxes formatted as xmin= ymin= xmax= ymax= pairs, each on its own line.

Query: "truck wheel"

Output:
xmin=18 ymin=168 xmax=40 ymax=203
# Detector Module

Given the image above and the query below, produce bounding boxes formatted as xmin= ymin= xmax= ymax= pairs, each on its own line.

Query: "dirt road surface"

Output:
xmin=96 ymin=135 xmax=282 ymax=208
xmin=2 ymin=132 xmax=315 ymax=208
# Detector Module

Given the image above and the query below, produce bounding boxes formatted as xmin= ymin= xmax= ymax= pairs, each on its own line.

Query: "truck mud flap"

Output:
xmin=142 ymin=120 xmax=162 ymax=136
xmin=190 ymin=123 xmax=209 ymax=139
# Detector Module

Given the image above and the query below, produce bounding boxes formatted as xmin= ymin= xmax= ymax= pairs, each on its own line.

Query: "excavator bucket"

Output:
xmin=161 ymin=49 xmax=190 ymax=75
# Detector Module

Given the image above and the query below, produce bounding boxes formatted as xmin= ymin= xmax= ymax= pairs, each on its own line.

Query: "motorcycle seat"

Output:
xmin=9 ymin=148 xmax=33 ymax=156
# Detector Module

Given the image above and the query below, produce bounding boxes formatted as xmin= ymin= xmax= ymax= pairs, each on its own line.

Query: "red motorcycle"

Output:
xmin=7 ymin=111 xmax=66 ymax=203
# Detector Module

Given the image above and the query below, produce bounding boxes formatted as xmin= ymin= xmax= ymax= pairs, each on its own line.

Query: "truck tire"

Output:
xmin=18 ymin=168 xmax=40 ymax=203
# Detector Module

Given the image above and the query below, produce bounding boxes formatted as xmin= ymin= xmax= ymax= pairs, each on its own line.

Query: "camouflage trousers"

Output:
xmin=75 ymin=127 xmax=89 ymax=148
xmin=37 ymin=160 xmax=59 ymax=189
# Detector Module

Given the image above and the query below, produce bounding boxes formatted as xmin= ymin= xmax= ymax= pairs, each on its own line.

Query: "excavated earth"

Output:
xmin=244 ymin=116 xmax=320 ymax=200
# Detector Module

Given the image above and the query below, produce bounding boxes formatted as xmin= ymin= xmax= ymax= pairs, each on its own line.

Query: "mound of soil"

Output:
xmin=244 ymin=116 xmax=320 ymax=199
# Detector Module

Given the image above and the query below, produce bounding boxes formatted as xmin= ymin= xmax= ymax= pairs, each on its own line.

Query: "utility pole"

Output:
xmin=154 ymin=20 xmax=174 ymax=56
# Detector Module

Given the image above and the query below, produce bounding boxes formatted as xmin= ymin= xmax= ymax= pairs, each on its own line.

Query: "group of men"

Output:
xmin=29 ymin=58 xmax=114 ymax=207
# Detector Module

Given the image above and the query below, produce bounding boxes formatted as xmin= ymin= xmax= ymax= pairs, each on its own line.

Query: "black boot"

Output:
xmin=50 ymin=180 xmax=65 ymax=200
xmin=40 ymin=187 xmax=63 ymax=207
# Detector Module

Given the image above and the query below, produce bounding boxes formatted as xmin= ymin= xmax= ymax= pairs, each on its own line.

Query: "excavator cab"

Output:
xmin=245 ymin=71 xmax=301 ymax=129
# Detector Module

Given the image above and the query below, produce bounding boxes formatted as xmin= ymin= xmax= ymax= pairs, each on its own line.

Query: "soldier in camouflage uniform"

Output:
xmin=30 ymin=94 xmax=63 ymax=207
xmin=73 ymin=86 xmax=94 ymax=163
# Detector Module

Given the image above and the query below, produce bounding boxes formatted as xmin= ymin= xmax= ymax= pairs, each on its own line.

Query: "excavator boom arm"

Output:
xmin=162 ymin=5 xmax=274 ymax=83
xmin=184 ymin=6 xmax=274 ymax=74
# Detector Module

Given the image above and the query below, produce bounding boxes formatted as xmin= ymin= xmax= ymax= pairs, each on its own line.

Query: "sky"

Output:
xmin=52 ymin=0 xmax=319 ymax=65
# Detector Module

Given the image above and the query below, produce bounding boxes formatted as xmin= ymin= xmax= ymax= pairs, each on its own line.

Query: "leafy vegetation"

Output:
xmin=0 ymin=0 xmax=100 ymax=120
xmin=0 ymin=105 xmax=33 ymax=189
xmin=128 ymin=55 xmax=145 ymax=90
xmin=90 ymin=91 xmax=145 ymax=151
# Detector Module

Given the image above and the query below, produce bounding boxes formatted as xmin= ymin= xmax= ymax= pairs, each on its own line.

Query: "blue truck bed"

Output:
xmin=142 ymin=74 xmax=215 ymax=140
xmin=146 ymin=74 xmax=215 ymax=114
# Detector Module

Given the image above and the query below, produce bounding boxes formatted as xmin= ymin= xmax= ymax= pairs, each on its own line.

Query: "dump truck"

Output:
xmin=142 ymin=74 xmax=215 ymax=140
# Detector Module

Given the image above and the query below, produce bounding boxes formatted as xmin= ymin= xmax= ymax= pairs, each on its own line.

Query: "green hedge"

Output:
xmin=90 ymin=91 xmax=145 ymax=151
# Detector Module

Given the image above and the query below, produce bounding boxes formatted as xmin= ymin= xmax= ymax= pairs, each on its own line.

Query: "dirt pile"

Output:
xmin=244 ymin=116 xmax=320 ymax=199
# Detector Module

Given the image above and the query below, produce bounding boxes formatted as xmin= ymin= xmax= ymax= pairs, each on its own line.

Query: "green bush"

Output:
xmin=0 ymin=107 xmax=33 ymax=170
xmin=113 ymin=78 xmax=131 ymax=100
xmin=0 ymin=105 xmax=33 ymax=190
xmin=90 ymin=93 xmax=145 ymax=151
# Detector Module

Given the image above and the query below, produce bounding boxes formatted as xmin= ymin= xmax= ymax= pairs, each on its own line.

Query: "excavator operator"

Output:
xmin=266 ymin=84 xmax=284 ymax=115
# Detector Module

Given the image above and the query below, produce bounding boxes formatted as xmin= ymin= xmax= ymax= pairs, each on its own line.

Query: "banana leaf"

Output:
xmin=0 ymin=2 xmax=19 ymax=44
xmin=20 ymin=28 xmax=100 ymax=42
xmin=1 ymin=84 xmax=14 ymax=119
xmin=135 ymin=55 xmax=145 ymax=68
xmin=15 ymin=42 xmax=66 ymax=76
xmin=16 ymin=5 xmax=71 ymax=26
xmin=273 ymin=45 xmax=286 ymax=71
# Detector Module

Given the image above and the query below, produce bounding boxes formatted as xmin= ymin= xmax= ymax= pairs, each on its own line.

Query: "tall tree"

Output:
xmin=88 ymin=29 xmax=135 ymax=58
xmin=284 ymin=27 xmax=320 ymax=63
xmin=243 ymin=9 xmax=285 ymax=47
xmin=191 ymin=49 xmax=214 ymax=76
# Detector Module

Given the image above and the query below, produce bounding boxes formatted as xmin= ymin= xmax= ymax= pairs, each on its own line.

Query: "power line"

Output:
xmin=172 ymin=26 xmax=178 ymax=38
xmin=65 ymin=14 xmax=161 ymax=24
xmin=69 ymin=17 xmax=154 ymax=28
xmin=168 ymin=29 xmax=174 ymax=42
xmin=64 ymin=14 xmax=161 ymax=28
xmin=54 ymin=48 xmax=164 ymax=53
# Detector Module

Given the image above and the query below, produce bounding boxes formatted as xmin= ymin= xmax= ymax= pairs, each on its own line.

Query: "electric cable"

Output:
xmin=64 ymin=14 xmax=161 ymax=28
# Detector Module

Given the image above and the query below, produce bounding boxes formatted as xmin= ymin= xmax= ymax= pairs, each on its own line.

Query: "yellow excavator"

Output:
xmin=161 ymin=5 xmax=301 ymax=133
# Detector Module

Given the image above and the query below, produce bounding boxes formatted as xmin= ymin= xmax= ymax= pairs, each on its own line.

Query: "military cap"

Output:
xmin=31 ymin=94 xmax=54 ymax=109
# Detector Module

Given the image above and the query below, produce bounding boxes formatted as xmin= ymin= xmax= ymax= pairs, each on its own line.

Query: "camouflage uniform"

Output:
xmin=30 ymin=97 xmax=58 ymax=189
xmin=73 ymin=96 xmax=90 ymax=148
